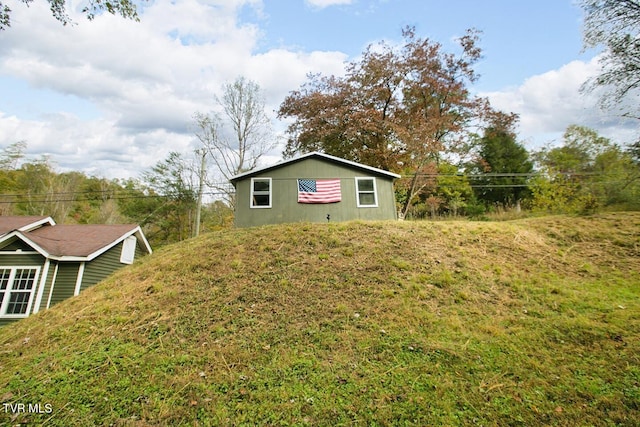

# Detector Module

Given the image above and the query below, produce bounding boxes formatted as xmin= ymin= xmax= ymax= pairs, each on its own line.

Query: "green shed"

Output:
xmin=0 ymin=216 xmax=152 ymax=325
xmin=230 ymin=152 xmax=401 ymax=228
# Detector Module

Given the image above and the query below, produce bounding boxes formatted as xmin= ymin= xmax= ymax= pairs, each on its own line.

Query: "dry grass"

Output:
xmin=0 ymin=212 xmax=639 ymax=426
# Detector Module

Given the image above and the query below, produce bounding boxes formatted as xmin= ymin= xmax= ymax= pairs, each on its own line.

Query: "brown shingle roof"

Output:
xmin=0 ymin=216 xmax=52 ymax=235
xmin=26 ymin=224 xmax=139 ymax=257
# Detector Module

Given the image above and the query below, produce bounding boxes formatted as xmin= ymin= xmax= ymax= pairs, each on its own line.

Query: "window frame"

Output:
xmin=250 ymin=177 xmax=272 ymax=209
xmin=0 ymin=266 xmax=40 ymax=318
xmin=355 ymin=177 xmax=378 ymax=208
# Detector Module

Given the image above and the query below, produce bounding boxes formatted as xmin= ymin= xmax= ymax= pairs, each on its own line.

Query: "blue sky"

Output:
xmin=0 ymin=0 xmax=634 ymax=179
xmin=254 ymin=0 xmax=590 ymax=89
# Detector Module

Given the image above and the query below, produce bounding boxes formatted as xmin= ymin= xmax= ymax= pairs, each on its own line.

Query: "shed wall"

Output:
xmin=234 ymin=158 xmax=397 ymax=227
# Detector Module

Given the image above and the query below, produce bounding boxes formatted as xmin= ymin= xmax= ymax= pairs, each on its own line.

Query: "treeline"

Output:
xmin=0 ymin=142 xmax=233 ymax=247
xmin=2 ymin=121 xmax=638 ymax=249
xmin=402 ymin=124 xmax=640 ymax=219
xmin=274 ymin=27 xmax=639 ymax=219
xmin=2 ymin=22 xmax=639 ymax=241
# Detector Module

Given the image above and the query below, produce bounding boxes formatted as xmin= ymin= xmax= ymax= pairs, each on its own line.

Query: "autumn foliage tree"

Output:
xmin=278 ymin=27 xmax=495 ymax=216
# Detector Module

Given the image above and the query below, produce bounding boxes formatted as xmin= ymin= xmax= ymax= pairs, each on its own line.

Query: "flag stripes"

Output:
xmin=297 ymin=179 xmax=342 ymax=203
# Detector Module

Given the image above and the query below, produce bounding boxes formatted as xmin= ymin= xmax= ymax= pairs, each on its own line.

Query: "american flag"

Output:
xmin=297 ymin=179 xmax=342 ymax=204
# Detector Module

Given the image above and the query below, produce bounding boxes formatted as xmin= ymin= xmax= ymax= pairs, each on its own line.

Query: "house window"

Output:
xmin=0 ymin=267 xmax=39 ymax=317
xmin=355 ymin=177 xmax=378 ymax=207
xmin=251 ymin=177 xmax=272 ymax=208
xmin=120 ymin=236 xmax=137 ymax=265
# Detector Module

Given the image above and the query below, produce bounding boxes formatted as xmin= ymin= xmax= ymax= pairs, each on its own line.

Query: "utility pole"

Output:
xmin=194 ymin=148 xmax=207 ymax=237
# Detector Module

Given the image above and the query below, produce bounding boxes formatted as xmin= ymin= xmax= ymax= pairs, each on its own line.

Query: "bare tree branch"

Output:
xmin=580 ymin=0 xmax=640 ymax=117
xmin=194 ymin=77 xmax=276 ymax=207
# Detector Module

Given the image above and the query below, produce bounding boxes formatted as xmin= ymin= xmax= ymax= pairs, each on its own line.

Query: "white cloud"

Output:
xmin=3 ymin=0 xmax=634 ymax=183
xmin=305 ymin=0 xmax=354 ymax=9
xmin=481 ymin=57 xmax=638 ymax=148
xmin=0 ymin=0 xmax=348 ymax=179
xmin=0 ymin=111 xmax=194 ymax=178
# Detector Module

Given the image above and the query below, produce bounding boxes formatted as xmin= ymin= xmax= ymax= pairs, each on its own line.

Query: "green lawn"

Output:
xmin=1 ymin=213 xmax=638 ymax=426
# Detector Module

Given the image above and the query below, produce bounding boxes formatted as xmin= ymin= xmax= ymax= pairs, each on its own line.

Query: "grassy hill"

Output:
xmin=1 ymin=213 xmax=639 ymax=426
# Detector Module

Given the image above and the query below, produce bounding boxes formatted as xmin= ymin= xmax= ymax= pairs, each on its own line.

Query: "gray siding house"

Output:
xmin=230 ymin=152 xmax=401 ymax=228
xmin=0 ymin=216 xmax=152 ymax=325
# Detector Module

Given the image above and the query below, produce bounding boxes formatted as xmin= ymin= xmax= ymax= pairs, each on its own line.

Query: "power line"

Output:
xmin=0 ymin=183 xmax=232 ymax=199
xmin=0 ymin=173 xmax=631 ymax=203
xmin=0 ymin=171 xmax=633 ymax=206
xmin=0 ymin=191 xmax=232 ymax=205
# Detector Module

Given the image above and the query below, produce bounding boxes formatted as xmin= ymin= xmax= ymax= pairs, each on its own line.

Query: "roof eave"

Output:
xmin=84 ymin=226 xmax=152 ymax=261
xmin=18 ymin=216 xmax=56 ymax=232
xmin=0 ymin=231 xmax=52 ymax=258
xmin=229 ymin=151 xmax=401 ymax=182
xmin=0 ymin=225 xmax=152 ymax=261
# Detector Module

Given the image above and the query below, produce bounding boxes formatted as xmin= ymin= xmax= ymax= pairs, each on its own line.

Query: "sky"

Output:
xmin=0 ymin=0 xmax=637 ymax=180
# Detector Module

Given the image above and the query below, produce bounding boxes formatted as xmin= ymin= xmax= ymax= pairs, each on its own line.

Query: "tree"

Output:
xmin=532 ymin=125 xmax=640 ymax=212
xmin=14 ymin=157 xmax=57 ymax=217
xmin=70 ymin=176 xmax=127 ymax=224
xmin=433 ymin=162 xmax=474 ymax=217
xmin=1 ymin=142 xmax=136 ymax=223
xmin=278 ymin=27 xmax=494 ymax=216
xmin=0 ymin=141 xmax=26 ymax=170
xmin=141 ymin=152 xmax=197 ymax=243
xmin=1 ymin=0 xmax=140 ymax=30
xmin=470 ymin=116 xmax=533 ymax=209
xmin=580 ymin=0 xmax=640 ymax=117
xmin=0 ymin=141 xmax=229 ymax=243
xmin=628 ymin=140 xmax=640 ymax=164
xmin=199 ymin=199 xmax=234 ymax=231
xmin=194 ymin=77 xmax=275 ymax=206
xmin=116 ymin=178 xmax=165 ymax=234
xmin=394 ymin=161 xmax=476 ymax=218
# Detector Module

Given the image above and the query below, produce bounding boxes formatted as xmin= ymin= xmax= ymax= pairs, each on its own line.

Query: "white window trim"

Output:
xmin=250 ymin=177 xmax=272 ymax=209
xmin=0 ymin=266 xmax=41 ymax=318
xmin=74 ymin=262 xmax=86 ymax=296
xmin=355 ymin=177 xmax=378 ymax=208
xmin=32 ymin=259 xmax=50 ymax=314
xmin=46 ymin=264 xmax=59 ymax=310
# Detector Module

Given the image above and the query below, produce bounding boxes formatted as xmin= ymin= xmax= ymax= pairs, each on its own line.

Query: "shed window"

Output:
xmin=251 ymin=177 xmax=272 ymax=208
xmin=0 ymin=267 xmax=39 ymax=317
xmin=120 ymin=236 xmax=137 ymax=264
xmin=355 ymin=177 xmax=378 ymax=207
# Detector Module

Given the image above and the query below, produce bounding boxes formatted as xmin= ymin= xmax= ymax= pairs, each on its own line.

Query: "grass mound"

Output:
xmin=1 ymin=213 xmax=639 ymax=426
